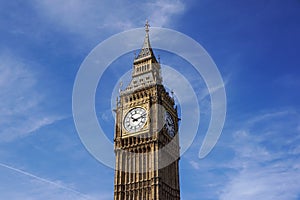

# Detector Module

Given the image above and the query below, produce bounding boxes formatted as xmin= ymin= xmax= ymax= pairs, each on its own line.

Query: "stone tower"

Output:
xmin=114 ymin=21 xmax=180 ymax=200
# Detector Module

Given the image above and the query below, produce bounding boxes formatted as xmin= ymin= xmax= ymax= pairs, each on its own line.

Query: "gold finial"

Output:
xmin=145 ymin=20 xmax=150 ymax=33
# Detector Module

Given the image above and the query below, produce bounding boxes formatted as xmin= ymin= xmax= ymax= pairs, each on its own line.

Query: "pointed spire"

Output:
xmin=134 ymin=20 xmax=156 ymax=63
xmin=122 ymin=21 xmax=162 ymax=94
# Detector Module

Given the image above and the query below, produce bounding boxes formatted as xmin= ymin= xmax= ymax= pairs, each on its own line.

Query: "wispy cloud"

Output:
xmin=146 ymin=0 xmax=185 ymax=27
xmin=0 ymin=162 xmax=89 ymax=199
xmin=32 ymin=0 xmax=186 ymax=40
xmin=189 ymin=160 xmax=201 ymax=170
xmin=220 ymin=160 xmax=300 ymax=200
xmin=218 ymin=109 xmax=300 ymax=199
xmin=0 ymin=53 xmax=64 ymax=142
xmin=0 ymin=177 xmax=101 ymax=200
xmin=182 ymin=108 xmax=300 ymax=199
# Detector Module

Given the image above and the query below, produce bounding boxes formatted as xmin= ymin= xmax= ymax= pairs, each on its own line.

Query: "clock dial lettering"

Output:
xmin=124 ymin=107 xmax=147 ymax=133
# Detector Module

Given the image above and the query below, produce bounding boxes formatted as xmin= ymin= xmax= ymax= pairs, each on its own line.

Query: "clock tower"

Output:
xmin=114 ymin=21 xmax=181 ymax=200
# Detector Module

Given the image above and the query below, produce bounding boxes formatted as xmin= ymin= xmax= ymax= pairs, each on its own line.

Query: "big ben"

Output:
xmin=114 ymin=21 xmax=181 ymax=200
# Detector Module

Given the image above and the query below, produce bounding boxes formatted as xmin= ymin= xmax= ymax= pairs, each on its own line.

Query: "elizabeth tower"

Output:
xmin=114 ymin=22 xmax=180 ymax=200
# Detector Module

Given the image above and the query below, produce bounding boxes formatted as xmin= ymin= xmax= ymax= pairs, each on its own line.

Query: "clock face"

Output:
xmin=165 ymin=111 xmax=175 ymax=137
xmin=124 ymin=107 xmax=147 ymax=133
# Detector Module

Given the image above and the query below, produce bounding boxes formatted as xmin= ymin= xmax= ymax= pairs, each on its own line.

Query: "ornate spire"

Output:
xmin=145 ymin=20 xmax=150 ymax=33
xmin=122 ymin=21 xmax=162 ymax=94
xmin=134 ymin=20 xmax=156 ymax=63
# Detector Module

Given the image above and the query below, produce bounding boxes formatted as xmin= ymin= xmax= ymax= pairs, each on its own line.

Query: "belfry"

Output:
xmin=114 ymin=21 xmax=181 ymax=200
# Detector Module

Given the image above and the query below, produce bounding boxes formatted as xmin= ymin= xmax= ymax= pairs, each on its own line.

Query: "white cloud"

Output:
xmin=219 ymin=109 xmax=300 ymax=200
xmin=245 ymin=110 xmax=293 ymax=126
xmin=0 ymin=162 xmax=87 ymax=198
xmin=1 ymin=176 xmax=98 ymax=200
xmin=0 ymin=162 xmax=112 ymax=200
xmin=189 ymin=160 xmax=201 ymax=170
xmin=220 ymin=164 xmax=300 ymax=200
xmin=146 ymin=0 xmax=185 ymax=27
xmin=32 ymin=0 xmax=186 ymax=39
xmin=0 ymin=53 xmax=63 ymax=142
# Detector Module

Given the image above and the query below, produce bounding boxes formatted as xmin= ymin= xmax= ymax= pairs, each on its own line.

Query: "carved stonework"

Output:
xmin=114 ymin=22 xmax=180 ymax=200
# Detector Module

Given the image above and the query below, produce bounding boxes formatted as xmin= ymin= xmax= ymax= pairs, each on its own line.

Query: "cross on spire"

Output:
xmin=145 ymin=20 xmax=150 ymax=33
xmin=134 ymin=20 xmax=154 ymax=61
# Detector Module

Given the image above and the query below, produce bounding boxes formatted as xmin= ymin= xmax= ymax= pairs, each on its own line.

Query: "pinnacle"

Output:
xmin=134 ymin=21 xmax=156 ymax=62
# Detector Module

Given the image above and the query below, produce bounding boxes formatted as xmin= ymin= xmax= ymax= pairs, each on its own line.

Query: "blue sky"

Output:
xmin=0 ymin=0 xmax=300 ymax=199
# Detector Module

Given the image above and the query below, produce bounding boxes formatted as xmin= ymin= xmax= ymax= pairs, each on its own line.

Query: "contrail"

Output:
xmin=0 ymin=162 xmax=91 ymax=199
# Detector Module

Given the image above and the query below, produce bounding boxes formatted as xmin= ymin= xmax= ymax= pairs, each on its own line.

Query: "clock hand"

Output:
xmin=131 ymin=116 xmax=138 ymax=122
xmin=135 ymin=113 xmax=147 ymax=120
xmin=131 ymin=114 xmax=142 ymax=122
xmin=131 ymin=113 xmax=146 ymax=122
